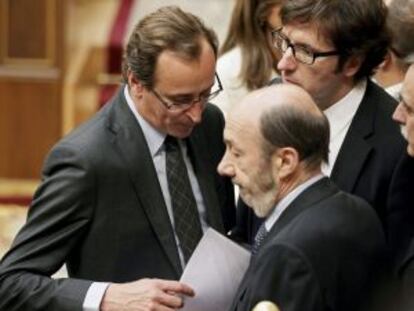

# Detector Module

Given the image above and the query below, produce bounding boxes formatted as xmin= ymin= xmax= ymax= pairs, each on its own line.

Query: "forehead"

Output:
xmin=224 ymin=112 xmax=261 ymax=143
xmin=154 ymin=41 xmax=216 ymax=92
xmin=282 ymin=22 xmax=334 ymax=50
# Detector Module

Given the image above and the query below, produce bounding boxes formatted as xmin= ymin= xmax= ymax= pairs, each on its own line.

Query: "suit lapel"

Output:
xmin=232 ymin=178 xmax=338 ymax=310
xmin=187 ymin=128 xmax=225 ymax=233
xmin=268 ymin=178 xmax=338 ymax=238
xmin=330 ymin=81 xmax=377 ymax=193
xmin=107 ymin=90 xmax=182 ymax=276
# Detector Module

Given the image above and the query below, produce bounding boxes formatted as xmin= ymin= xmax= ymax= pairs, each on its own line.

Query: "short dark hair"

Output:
xmin=260 ymin=104 xmax=330 ymax=171
xmin=281 ymin=0 xmax=390 ymax=81
xmin=388 ymin=0 xmax=414 ymax=62
xmin=122 ymin=6 xmax=218 ymax=88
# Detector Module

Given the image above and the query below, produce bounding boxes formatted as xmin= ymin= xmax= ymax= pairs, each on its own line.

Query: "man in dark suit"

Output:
xmin=388 ymin=0 xmax=414 ymax=309
xmin=0 ymin=6 xmax=235 ymax=311
xmin=232 ymin=0 xmax=414 ymax=268
xmin=219 ymin=84 xmax=386 ymax=311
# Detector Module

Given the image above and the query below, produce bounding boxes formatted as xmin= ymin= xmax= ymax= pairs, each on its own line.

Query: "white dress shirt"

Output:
xmin=83 ymin=86 xmax=209 ymax=310
xmin=385 ymin=82 xmax=402 ymax=100
xmin=321 ymin=79 xmax=367 ymax=176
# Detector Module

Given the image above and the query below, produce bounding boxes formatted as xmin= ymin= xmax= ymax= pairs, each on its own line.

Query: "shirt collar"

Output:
xmin=124 ymin=86 xmax=166 ymax=156
xmin=324 ymin=79 xmax=367 ymax=141
xmin=265 ymin=174 xmax=325 ymax=231
xmin=386 ymin=82 xmax=402 ymax=100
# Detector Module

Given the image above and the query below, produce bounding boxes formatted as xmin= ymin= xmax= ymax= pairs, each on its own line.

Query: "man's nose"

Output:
xmin=217 ymin=154 xmax=235 ymax=178
xmin=186 ymin=101 xmax=203 ymax=124
xmin=277 ymin=47 xmax=297 ymax=72
xmin=392 ymin=102 xmax=407 ymax=124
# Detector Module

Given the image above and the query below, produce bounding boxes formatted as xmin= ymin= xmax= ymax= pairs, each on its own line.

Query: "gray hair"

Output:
xmin=260 ymin=103 xmax=330 ymax=171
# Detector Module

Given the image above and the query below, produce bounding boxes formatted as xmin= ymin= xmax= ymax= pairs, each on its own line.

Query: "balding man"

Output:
xmin=220 ymin=85 xmax=387 ymax=311
xmin=387 ymin=1 xmax=414 ymax=308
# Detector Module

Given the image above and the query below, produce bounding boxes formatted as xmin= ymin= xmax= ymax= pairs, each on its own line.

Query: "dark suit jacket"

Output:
xmin=0 ymin=88 xmax=235 ymax=311
xmin=230 ymin=178 xmax=386 ymax=311
xmin=232 ymin=80 xmax=414 ymax=266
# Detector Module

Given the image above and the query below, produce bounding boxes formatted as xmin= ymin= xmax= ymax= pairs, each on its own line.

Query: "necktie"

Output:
xmin=165 ymin=135 xmax=203 ymax=262
xmin=251 ymin=224 xmax=268 ymax=256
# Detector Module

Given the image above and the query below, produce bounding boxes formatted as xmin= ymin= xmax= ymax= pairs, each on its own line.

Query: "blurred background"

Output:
xmin=0 ymin=0 xmax=233 ymax=257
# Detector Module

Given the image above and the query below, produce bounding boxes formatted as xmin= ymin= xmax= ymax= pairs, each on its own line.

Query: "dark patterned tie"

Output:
xmin=251 ymin=224 xmax=268 ymax=256
xmin=165 ymin=135 xmax=203 ymax=262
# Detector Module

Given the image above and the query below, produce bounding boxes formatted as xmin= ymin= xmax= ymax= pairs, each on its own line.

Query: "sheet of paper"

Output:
xmin=180 ymin=228 xmax=251 ymax=311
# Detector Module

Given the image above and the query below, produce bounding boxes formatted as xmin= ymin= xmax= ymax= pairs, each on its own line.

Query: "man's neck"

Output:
xmin=317 ymin=79 xmax=356 ymax=111
xmin=275 ymin=167 xmax=322 ymax=204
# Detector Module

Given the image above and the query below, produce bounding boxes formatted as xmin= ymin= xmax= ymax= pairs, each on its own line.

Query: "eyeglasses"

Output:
xmin=151 ymin=73 xmax=223 ymax=113
xmin=271 ymin=28 xmax=341 ymax=65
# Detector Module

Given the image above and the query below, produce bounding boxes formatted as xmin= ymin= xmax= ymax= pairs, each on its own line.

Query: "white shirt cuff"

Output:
xmin=83 ymin=282 xmax=110 ymax=311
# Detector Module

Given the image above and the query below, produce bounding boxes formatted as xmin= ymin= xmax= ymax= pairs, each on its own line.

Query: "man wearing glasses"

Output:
xmin=234 ymin=0 xmax=414 ymax=274
xmin=0 ymin=6 xmax=235 ymax=311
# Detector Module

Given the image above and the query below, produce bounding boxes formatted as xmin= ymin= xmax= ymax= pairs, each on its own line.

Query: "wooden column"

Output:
xmin=0 ymin=0 xmax=65 ymax=179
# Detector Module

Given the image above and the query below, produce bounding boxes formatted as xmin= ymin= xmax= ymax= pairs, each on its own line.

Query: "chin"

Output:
xmin=252 ymin=205 xmax=272 ymax=218
xmin=400 ymin=125 xmax=408 ymax=140
xmin=241 ymin=194 xmax=273 ymax=218
xmin=248 ymin=188 xmax=276 ymax=218
xmin=170 ymin=128 xmax=193 ymax=139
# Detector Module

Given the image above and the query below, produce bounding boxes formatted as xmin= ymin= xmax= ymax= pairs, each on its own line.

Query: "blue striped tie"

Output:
xmin=251 ymin=224 xmax=268 ymax=256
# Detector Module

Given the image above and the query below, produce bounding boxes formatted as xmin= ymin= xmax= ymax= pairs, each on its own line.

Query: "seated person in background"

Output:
xmin=374 ymin=0 xmax=409 ymax=99
xmin=220 ymin=84 xmax=387 ymax=311
xmin=213 ymin=0 xmax=285 ymax=115
xmin=0 ymin=6 xmax=235 ymax=311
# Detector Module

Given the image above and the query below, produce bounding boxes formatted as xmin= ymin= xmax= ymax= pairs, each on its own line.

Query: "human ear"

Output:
xmin=343 ymin=55 xmax=363 ymax=78
xmin=127 ymin=71 xmax=144 ymax=99
xmin=271 ymin=147 xmax=299 ymax=180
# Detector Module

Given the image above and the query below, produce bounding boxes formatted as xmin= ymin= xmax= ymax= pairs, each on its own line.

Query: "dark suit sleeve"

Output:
xmin=0 ymin=143 xmax=95 ymax=311
xmin=203 ymin=104 xmax=236 ymax=232
xmin=239 ymin=244 xmax=324 ymax=311
xmin=387 ymin=153 xmax=414 ymax=270
xmin=216 ymin=106 xmax=236 ymax=232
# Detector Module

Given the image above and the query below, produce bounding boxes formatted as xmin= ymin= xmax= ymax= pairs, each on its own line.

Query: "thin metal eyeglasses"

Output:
xmin=271 ymin=28 xmax=341 ymax=65
xmin=151 ymin=72 xmax=223 ymax=112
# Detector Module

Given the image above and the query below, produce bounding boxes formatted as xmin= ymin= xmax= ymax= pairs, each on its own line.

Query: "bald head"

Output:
xmin=218 ymin=84 xmax=329 ymax=214
xmin=230 ymin=84 xmax=322 ymax=126
xmin=230 ymin=84 xmax=330 ymax=169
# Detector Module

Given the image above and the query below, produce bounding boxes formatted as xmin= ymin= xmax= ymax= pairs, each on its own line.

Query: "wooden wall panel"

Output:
xmin=0 ymin=81 xmax=61 ymax=179
xmin=1 ymin=0 xmax=56 ymax=67
xmin=0 ymin=0 xmax=63 ymax=179
xmin=8 ymin=0 xmax=48 ymax=59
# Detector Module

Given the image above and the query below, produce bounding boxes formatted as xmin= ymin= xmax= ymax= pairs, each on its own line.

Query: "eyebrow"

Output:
xmin=280 ymin=30 xmax=320 ymax=52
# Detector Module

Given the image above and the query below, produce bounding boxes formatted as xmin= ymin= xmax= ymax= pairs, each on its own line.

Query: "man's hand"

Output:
xmin=100 ymin=278 xmax=194 ymax=311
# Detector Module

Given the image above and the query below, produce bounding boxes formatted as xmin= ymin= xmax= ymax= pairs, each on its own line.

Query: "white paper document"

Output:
xmin=180 ymin=228 xmax=251 ymax=311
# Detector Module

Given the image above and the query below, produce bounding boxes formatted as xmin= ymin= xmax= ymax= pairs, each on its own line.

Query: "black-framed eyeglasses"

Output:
xmin=151 ymin=72 xmax=223 ymax=113
xmin=271 ymin=28 xmax=341 ymax=65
